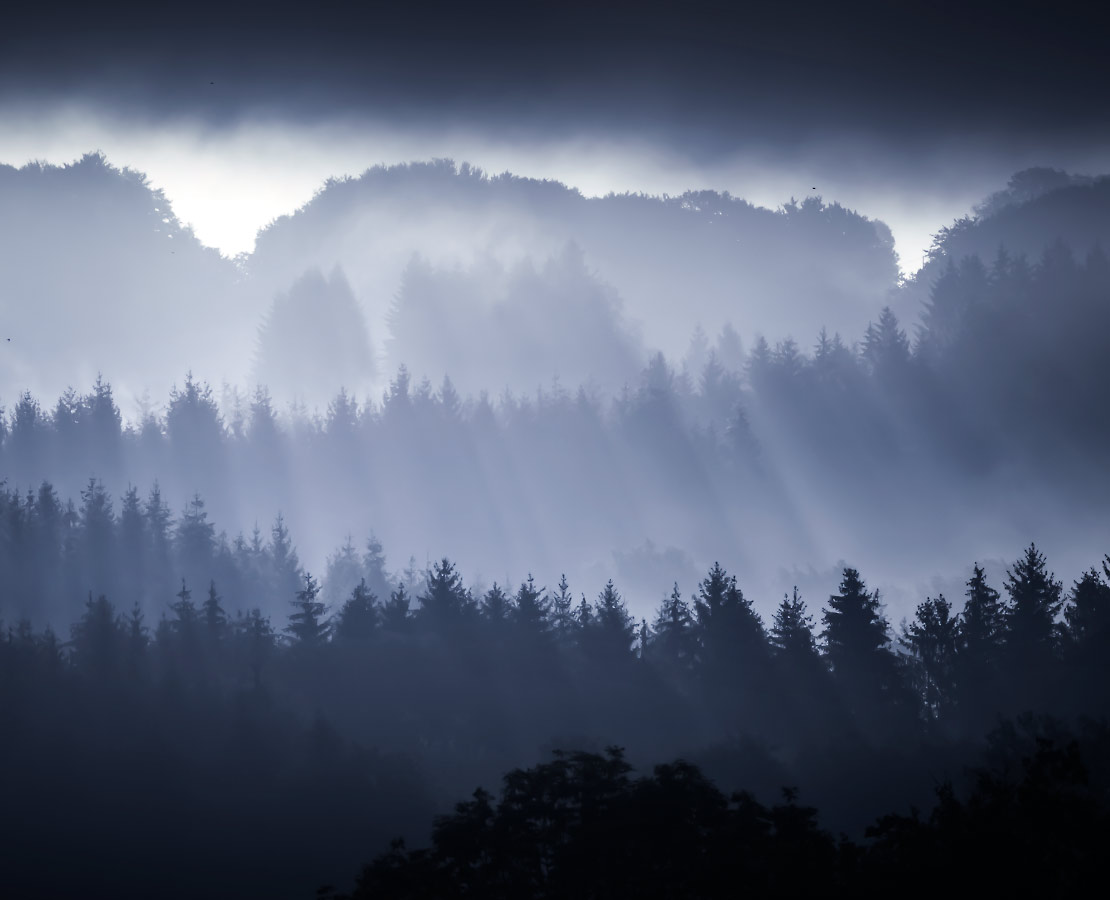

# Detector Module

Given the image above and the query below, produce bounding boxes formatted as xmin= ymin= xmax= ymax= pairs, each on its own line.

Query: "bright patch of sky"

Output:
xmin=3 ymin=105 xmax=1096 ymax=277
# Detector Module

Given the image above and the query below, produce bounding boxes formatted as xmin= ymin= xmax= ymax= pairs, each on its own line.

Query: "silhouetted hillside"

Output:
xmin=0 ymin=154 xmax=245 ymax=401
xmin=248 ymin=160 xmax=900 ymax=357
xmin=898 ymin=168 xmax=1110 ymax=319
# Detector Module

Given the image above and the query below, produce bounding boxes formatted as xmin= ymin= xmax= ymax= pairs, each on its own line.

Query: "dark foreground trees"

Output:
xmin=3 ymin=479 xmax=1110 ymax=896
xmin=340 ymin=717 xmax=1110 ymax=900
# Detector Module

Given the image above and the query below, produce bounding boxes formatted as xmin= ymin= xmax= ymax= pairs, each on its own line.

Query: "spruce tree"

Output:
xmin=286 ymin=571 xmax=330 ymax=648
xmin=900 ymin=595 xmax=958 ymax=720
xmin=652 ymin=582 xmax=695 ymax=671
xmin=771 ymin=587 xmax=817 ymax=661
xmin=1063 ymin=563 xmax=1110 ymax=648
xmin=953 ymin=563 xmax=1005 ymax=727
xmin=381 ymin=583 xmax=411 ymax=633
xmin=694 ymin=562 xmax=767 ymax=671
xmin=1003 ymin=543 xmax=1063 ymax=664
xmin=202 ymin=579 xmax=228 ymax=641
xmin=550 ymin=574 xmax=575 ymax=641
xmin=821 ymin=567 xmax=904 ymax=729
xmin=323 ymin=535 xmax=363 ymax=609
xmin=335 ymin=578 xmax=379 ymax=641
xmin=480 ymin=582 xmax=512 ymax=627
xmin=594 ymin=580 xmax=635 ymax=660
xmin=419 ymin=558 xmax=473 ymax=628
xmin=960 ymin=564 xmax=1004 ymax=664
xmin=269 ymin=513 xmax=302 ymax=603
xmin=363 ymin=533 xmax=393 ymax=602
xmin=170 ymin=578 xmax=199 ymax=635
xmin=513 ymin=574 xmax=550 ymax=637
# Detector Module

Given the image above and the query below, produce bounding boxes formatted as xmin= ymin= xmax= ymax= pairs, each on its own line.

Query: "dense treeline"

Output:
xmin=340 ymin=719 xmax=1110 ymax=899
xmin=2 ymin=485 xmax=1110 ymax=894
xmin=2 ymin=238 xmax=1109 ymax=599
xmin=2 ymin=197 xmax=1109 ymax=895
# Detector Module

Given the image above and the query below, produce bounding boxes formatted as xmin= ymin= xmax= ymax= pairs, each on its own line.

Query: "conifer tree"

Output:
xmin=1063 ymin=562 xmax=1110 ymax=648
xmin=419 ymin=558 xmax=473 ymax=628
xmin=771 ymin=587 xmax=818 ymax=661
xmin=573 ymin=594 xmax=594 ymax=650
xmin=480 ymin=582 xmax=512 ymax=627
xmin=694 ymin=562 xmax=767 ymax=673
xmin=70 ymin=592 xmax=123 ymax=680
xmin=952 ymin=563 xmax=1006 ymax=726
xmin=550 ymin=574 xmax=575 ymax=639
xmin=960 ymin=564 xmax=1005 ymax=664
xmin=170 ymin=577 xmax=199 ymax=634
xmin=594 ymin=580 xmax=635 ymax=659
xmin=513 ymin=574 xmax=549 ymax=637
xmin=335 ymin=578 xmax=379 ymax=641
xmin=1003 ymin=543 xmax=1063 ymax=664
xmin=900 ymin=595 xmax=959 ymax=719
xmin=381 ymin=583 xmax=411 ymax=633
xmin=323 ymin=535 xmax=363 ymax=609
xmin=203 ymin=579 xmax=228 ymax=641
xmin=286 ymin=571 xmax=330 ymax=648
xmin=821 ymin=567 xmax=904 ymax=728
xmin=363 ymin=533 xmax=393 ymax=602
xmin=652 ymin=583 xmax=695 ymax=671
xmin=269 ymin=513 xmax=302 ymax=602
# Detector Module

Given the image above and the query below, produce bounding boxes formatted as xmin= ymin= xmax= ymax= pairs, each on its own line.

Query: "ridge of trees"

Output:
xmin=339 ymin=715 xmax=1110 ymax=899
xmin=4 ymin=483 xmax=1110 ymax=894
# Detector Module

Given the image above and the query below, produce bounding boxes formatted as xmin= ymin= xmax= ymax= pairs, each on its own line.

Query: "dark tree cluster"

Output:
xmin=2 ymin=236 xmax=1108 ymax=598
xmin=2 ymin=478 xmax=1110 ymax=895
xmin=341 ymin=717 xmax=1110 ymax=900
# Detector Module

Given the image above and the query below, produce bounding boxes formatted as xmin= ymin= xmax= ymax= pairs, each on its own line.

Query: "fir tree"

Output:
xmin=960 ymin=564 xmax=1005 ymax=664
xmin=269 ymin=513 xmax=302 ymax=603
xmin=170 ymin=577 xmax=199 ymax=635
xmin=202 ymin=579 xmax=228 ymax=641
xmin=821 ymin=567 xmax=904 ymax=728
xmin=594 ymin=580 xmax=635 ymax=659
xmin=900 ymin=595 xmax=959 ymax=719
xmin=286 ymin=572 xmax=331 ymax=648
xmin=771 ymin=587 xmax=818 ymax=660
xmin=513 ymin=574 xmax=550 ymax=637
xmin=335 ymin=578 xmax=379 ymax=641
xmin=324 ymin=535 xmax=364 ymax=609
xmin=381 ymin=583 xmax=411 ymax=633
xmin=363 ymin=533 xmax=393 ymax=602
xmin=1003 ymin=543 xmax=1064 ymax=664
xmin=1063 ymin=562 xmax=1110 ymax=648
xmin=652 ymin=582 xmax=695 ymax=671
xmin=480 ymin=582 xmax=512 ymax=627
xmin=419 ymin=558 xmax=473 ymax=627
xmin=550 ymin=574 xmax=576 ymax=640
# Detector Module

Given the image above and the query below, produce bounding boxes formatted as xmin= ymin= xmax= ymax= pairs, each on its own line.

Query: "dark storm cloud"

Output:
xmin=3 ymin=0 xmax=1108 ymax=155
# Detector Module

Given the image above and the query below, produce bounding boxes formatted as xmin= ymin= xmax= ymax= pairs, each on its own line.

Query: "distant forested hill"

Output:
xmin=896 ymin=168 xmax=1110 ymax=322
xmin=246 ymin=159 xmax=900 ymax=360
xmin=0 ymin=154 xmax=244 ymax=400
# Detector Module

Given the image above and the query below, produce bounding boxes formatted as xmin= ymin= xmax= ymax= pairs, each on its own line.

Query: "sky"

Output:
xmin=2 ymin=0 xmax=1108 ymax=271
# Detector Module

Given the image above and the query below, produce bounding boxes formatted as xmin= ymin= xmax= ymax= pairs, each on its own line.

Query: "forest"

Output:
xmin=3 ymin=166 xmax=1110 ymax=895
xmin=2 ymin=496 xmax=1109 ymax=895
xmin=3 ymin=225 xmax=1110 ymax=611
xmin=5 ymin=1 xmax=1110 ymax=894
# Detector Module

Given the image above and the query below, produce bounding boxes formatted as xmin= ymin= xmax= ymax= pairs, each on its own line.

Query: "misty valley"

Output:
xmin=3 ymin=159 xmax=1110 ymax=897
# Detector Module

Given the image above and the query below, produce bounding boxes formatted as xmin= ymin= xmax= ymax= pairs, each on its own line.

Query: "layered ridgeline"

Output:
xmin=2 ymin=157 xmax=1110 ymax=616
xmin=1 ymin=154 xmax=899 ymax=403
xmin=246 ymin=159 xmax=900 ymax=379
xmin=0 ymin=154 xmax=243 ymax=402
xmin=4 ymin=155 xmax=1108 ymax=408
xmin=2 ymin=508 xmax=1110 ymax=897
xmin=895 ymin=167 xmax=1110 ymax=319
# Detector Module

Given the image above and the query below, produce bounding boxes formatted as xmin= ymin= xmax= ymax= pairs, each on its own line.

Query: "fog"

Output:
xmin=3 ymin=4 xmax=1110 ymax=895
xmin=2 ymin=153 xmax=1109 ymax=629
